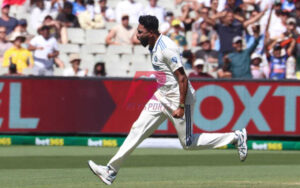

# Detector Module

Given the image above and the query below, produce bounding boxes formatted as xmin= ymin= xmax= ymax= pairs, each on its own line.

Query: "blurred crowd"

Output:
xmin=0 ymin=0 xmax=299 ymax=79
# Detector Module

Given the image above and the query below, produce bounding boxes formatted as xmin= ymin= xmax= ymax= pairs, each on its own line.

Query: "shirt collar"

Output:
xmin=149 ymin=34 xmax=163 ymax=53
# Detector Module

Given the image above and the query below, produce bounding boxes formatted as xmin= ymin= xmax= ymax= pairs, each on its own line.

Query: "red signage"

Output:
xmin=0 ymin=78 xmax=299 ymax=136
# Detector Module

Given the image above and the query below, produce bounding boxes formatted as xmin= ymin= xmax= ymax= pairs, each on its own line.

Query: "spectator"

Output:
xmin=250 ymin=53 xmax=269 ymax=79
xmin=266 ymin=40 xmax=296 ymax=80
xmin=78 ymin=0 xmax=105 ymax=29
xmin=182 ymin=50 xmax=195 ymax=71
xmin=264 ymin=0 xmax=287 ymax=40
xmin=63 ymin=54 xmax=88 ymax=77
xmin=219 ymin=35 xmax=261 ymax=79
xmin=115 ymin=0 xmax=143 ymax=24
xmin=8 ymin=19 xmax=33 ymax=44
xmin=168 ymin=19 xmax=188 ymax=50
xmin=159 ymin=11 xmax=175 ymax=35
xmin=43 ymin=15 xmax=61 ymax=40
xmin=3 ymin=63 xmax=23 ymax=76
xmin=192 ymin=17 xmax=216 ymax=47
xmin=188 ymin=58 xmax=214 ymax=78
xmin=93 ymin=62 xmax=106 ymax=76
xmin=72 ymin=0 xmax=86 ymax=16
xmin=96 ymin=0 xmax=115 ymax=22
xmin=0 ymin=3 xmax=18 ymax=35
xmin=56 ymin=1 xmax=80 ymax=28
xmin=246 ymin=22 xmax=265 ymax=55
xmin=195 ymin=35 xmax=219 ymax=78
xmin=29 ymin=26 xmax=60 ymax=76
xmin=143 ymin=0 xmax=165 ymax=25
xmin=282 ymin=0 xmax=295 ymax=12
xmin=105 ymin=15 xmax=136 ymax=45
xmin=0 ymin=26 xmax=13 ymax=63
xmin=179 ymin=4 xmax=195 ymax=32
xmin=30 ymin=0 xmax=57 ymax=32
xmin=204 ymin=8 xmax=267 ymax=66
xmin=2 ymin=34 xmax=34 ymax=73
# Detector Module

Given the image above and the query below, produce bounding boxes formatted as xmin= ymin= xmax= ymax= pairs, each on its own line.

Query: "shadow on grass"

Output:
xmin=1 ymin=152 xmax=300 ymax=169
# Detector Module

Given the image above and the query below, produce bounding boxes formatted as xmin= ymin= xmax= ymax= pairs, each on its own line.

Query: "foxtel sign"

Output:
xmin=0 ymin=79 xmax=299 ymax=136
xmin=155 ymin=81 xmax=300 ymax=136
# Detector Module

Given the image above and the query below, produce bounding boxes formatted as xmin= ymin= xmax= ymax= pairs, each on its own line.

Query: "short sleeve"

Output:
xmin=30 ymin=37 xmax=37 ymax=46
xmin=162 ymin=48 xmax=183 ymax=73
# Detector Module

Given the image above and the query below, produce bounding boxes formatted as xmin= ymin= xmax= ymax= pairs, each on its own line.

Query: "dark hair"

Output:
xmin=93 ymin=62 xmax=106 ymax=76
xmin=138 ymin=15 xmax=159 ymax=32
xmin=64 ymin=1 xmax=73 ymax=9
xmin=40 ymin=25 xmax=50 ymax=31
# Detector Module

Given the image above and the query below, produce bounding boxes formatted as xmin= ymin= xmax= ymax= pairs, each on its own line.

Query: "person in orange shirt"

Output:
xmin=2 ymin=34 xmax=34 ymax=73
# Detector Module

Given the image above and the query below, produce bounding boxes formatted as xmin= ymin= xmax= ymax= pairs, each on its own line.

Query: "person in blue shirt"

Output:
xmin=266 ymin=39 xmax=296 ymax=80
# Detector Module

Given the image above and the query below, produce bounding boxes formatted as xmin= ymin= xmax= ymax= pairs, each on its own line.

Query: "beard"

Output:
xmin=139 ymin=37 xmax=149 ymax=47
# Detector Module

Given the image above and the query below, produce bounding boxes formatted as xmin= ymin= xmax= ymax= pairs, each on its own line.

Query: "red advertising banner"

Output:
xmin=0 ymin=78 xmax=300 ymax=136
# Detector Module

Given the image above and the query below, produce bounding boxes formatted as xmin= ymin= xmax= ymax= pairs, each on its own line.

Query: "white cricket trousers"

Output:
xmin=107 ymin=99 xmax=236 ymax=172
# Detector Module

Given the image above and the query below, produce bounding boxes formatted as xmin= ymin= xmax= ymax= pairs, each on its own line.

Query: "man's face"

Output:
xmin=287 ymin=23 xmax=295 ymax=32
xmin=40 ymin=29 xmax=50 ymax=39
xmin=196 ymin=65 xmax=204 ymax=73
xmin=223 ymin=12 xmax=234 ymax=25
xmin=274 ymin=49 xmax=281 ymax=58
xmin=136 ymin=24 xmax=152 ymax=47
xmin=201 ymin=41 xmax=211 ymax=51
xmin=13 ymin=38 xmax=23 ymax=48
xmin=1 ymin=6 xmax=9 ymax=15
xmin=99 ymin=0 xmax=106 ymax=8
xmin=150 ymin=0 xmax=157 ymax=7
xmin=0 ymin=27 xmax=6 ymax=40
xmin=72 ymin=60 xmax=80 ymax=69
xmin=122 ymin=16 xmax=129 ymax=27
xmin=211 ymin=0 xmax=218 ymax=9
xmin=252 ymin=58 xmax=261 ymax=66
xmin=233 ymin=41 xmax=242 ymax=52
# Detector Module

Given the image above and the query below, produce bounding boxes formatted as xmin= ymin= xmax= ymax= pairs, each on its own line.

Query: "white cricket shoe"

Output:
xmin=88 ymin=160 xmax=117 ymax=185
xmin=235 ymin=128 xmax=248 ymax=162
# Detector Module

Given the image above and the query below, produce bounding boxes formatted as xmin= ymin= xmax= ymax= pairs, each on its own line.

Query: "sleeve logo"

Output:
xmin=171 ymin=57 xmax=177 ymax=64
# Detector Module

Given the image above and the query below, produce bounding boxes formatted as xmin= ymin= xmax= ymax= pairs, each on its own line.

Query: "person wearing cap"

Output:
xmin=188 ymin=58 xmax=214 ymax=78
xmin=168 ymin=19 xmax=188 ymax=50
xmin=203 ymin=7 xmax=267 ymax=66
xmin=0 ymin=3 xmax=18 ymax=35
xmin=191 ymin=7 xmax=215 ymax=47
xmin=159 ymin=11 xmax=175 ymax=35
xmin=195 ymin=35 xmax=219 ymax=78
xmin=250 ymin=53 xmax=269 ymax=79
xmin=265 ymin=37 xmax=296 ymax=80
xmin=2 ymin=34 xmax=34 ymax=74
xmin=220 ymin=33 xmax=261 ymax=79
xmin=0 ymin=26 xmax=12 ymax=63
xmin=29 ymin=25 xmax=60 ymax=76
xmin=8 ymin=19 xmax=33 ymax=45
xmin=106 ymin=14 xmax=136 ymax=45
xmin=63 ymin=54 xmax=88 ymax=77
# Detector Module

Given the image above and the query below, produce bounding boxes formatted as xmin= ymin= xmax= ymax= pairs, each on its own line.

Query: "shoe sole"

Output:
xmin=87 ymin=161 xmax=112 ymax=185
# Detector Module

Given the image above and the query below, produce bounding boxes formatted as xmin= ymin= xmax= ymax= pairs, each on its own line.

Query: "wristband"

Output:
xmin=179 ymin=103 xmax=185 ymax=109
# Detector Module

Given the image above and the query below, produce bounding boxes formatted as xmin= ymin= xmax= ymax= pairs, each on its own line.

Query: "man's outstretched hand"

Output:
xmin=172 ymin=108 xmax=184 ymax=118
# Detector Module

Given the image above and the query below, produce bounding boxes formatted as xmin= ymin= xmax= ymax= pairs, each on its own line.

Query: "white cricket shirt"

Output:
xmin=150 ymin=34 xmax=195 ymax=110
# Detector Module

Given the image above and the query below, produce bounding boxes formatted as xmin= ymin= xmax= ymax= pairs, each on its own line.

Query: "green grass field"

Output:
xmin=1 ymin=146 xmax=300 ymax=188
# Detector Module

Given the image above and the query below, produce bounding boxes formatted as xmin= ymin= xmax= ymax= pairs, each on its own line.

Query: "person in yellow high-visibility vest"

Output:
xmin=2 ymin=34 xmax=34 ymax=73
